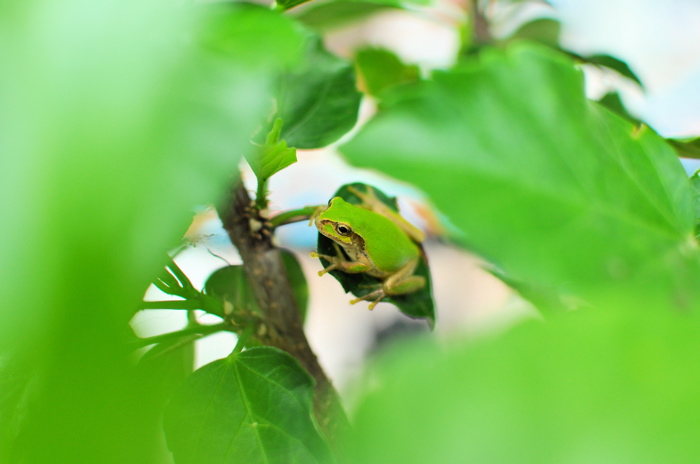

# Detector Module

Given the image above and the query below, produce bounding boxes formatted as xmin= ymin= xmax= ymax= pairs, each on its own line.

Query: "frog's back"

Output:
xmin=353 ymin=208 xmax=420 ymax=273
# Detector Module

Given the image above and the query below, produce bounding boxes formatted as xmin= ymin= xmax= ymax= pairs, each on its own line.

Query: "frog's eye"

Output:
xmin=336 ymin=224 xmax=353 ymax=236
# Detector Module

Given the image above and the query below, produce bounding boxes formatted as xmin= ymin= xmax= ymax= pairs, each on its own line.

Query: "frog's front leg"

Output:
xmin=350 ymin=258 xmax=426 ymax=309
xmin=310 ymin=242 xmax=372 ymax=276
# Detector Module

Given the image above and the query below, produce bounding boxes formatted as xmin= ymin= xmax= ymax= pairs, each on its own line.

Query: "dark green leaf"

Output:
xmin=276 ymin=36 xmax=362 ymax=148
xmin=508 ymin=17 xmax=561 ymax=47
xmin=163 ymin=347 xmax=332 ymax=464
xmin=667 ymin=137 xmax=700 ymax=159
xmin=315 ymin=183 xmax=435 ymax=327
xmin=348 ymin=309 xmax=700 ymax=464
xmin=355 ymin=48 xmax=420 ymax=97
xmin=342 ymin=44 xmax=700 ymax=310
xmin=246 ymin=118 xmax=298 ymax=182
xmin=586 ymin=53 xmax=643 ymax=87
xmin=274 ymin=0 xmax=312 ymax=12
xmin=205 ymin=265 xmax=261 ymax=317
xmin=596 ymin=91 xmax=642 ymax=125
xmin=204 ymin=249 xmax=309 ymax=322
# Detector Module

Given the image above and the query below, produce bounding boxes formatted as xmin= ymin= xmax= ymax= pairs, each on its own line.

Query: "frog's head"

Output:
xmin=314 ymin=197 xmax=364 ymax=248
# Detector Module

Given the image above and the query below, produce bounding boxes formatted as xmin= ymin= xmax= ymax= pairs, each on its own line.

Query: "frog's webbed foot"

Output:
xmin=350 ymin=288 xmax=386 ymax=310
xmin=350 ymin=258 xmax=426 ymax=310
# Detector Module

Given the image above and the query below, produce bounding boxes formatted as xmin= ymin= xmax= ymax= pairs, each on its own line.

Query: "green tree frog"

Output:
xmin=310 ymin=187 xmax=426 ymax=309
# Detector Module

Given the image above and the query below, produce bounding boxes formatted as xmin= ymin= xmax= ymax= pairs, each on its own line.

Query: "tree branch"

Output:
xmin=217 ymin=180 xmax=349 ymax=446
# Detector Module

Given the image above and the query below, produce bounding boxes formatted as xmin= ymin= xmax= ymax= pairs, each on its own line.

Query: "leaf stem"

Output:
xmin=131 ymin=322 xmax=229 ymax=349
xmin=269 ymin=206 xmax=320 ymax=228
xmin=232 ymin=326 xmax=255 ymax=354
xmin=256 ymin=178 xmax=269 ymax=210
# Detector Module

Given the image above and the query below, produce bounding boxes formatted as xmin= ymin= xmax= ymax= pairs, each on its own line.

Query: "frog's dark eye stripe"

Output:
xmin=336 ymin=224 xmax=352 ymax=236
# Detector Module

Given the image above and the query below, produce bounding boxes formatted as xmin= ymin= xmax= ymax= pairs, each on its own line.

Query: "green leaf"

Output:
xmin=586 ymin=53 xmax=643 ymax=87
xmin=347 ymin=309 xmax=700 ymax=464
xmin=198 ymin=2 xmax=305 ymax=70
xmin=355 ymin=48 xmax=420 ymax=97
xmin=315 ymin=183 xmax=435 ymax=327
xmin=246 ymin=119 xmax=298 ymax=182
xmin=204 ymin=249 xmax=309 ymax=322
xmin=342 ymin=44 xmax=699 ymax=310
xmin=667 ymin=136 xmax=700 ymax=159
xmin=163 ymin=347 xmax=332 ymax=464
xmin=597 ymin=91 xmax=642 ymax=125
xmin=508 ymin=17 xmax=561 ymax=47
xmin=293 ymin=1 xmax=399 ymax=31
xmin=276 ymin=36 xmax=362 ymax=148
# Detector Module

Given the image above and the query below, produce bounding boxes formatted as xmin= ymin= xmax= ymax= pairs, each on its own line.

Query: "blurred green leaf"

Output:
xmin=355 ymin=48 xmax=420 ymax=97
xmin=163 ymin=347 xmax=333 ymax=464
xmin=509 ymin=17 xmax=561 ymax=47
xmin=293 ymin=1 xmax=398 ymax=31
xmin=597 ymin=91 xmax=642 ymax=125
xmin=342 ymin=44 xmax=699 ymax=310
xmin=204 ymin=249 xmax=309 ymax=322
xmin=276 ymin=36 xmax=362 ymax=148
xmin=586 ymin=53 xmax=643 ymax=87
xmin=246 ymin=118 xmax=298 ymax=183
xmin=198 ymin=2 xmax=305 ymax=69
xmin=348 ymin=309 xmax=700 ymax=463
xmin=667 ymin=136 xmax=700 ymax=159
xmin=315 ymin=183 xmax=435 ymax=327
xmin=0 ymin=0 xmax=303 ymax=461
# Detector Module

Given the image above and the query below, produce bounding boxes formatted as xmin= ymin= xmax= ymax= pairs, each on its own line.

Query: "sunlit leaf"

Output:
xmin=342 ymin=44 xmax=699 ymax=311
xmin=163 ymin=347 xmax=332 ymax=464
xmin=355 ymin=48 xmax=420 ymax=97
xmin=246 ymin=118 xmax=298 ymax=183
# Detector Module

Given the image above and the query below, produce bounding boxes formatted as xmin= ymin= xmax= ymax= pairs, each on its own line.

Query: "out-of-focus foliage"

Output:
xmin=355 ymin=48 xmax=421 ymax=98
xmin=0 ymin=0 xmax=303 ymax=461
xmin=4 ymin=0 xmax=700 ymax=462
xmin=348 ymin=309 xmax=700 ymax=464
xmin=343 ymin=44 xmax=700 ymax=311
